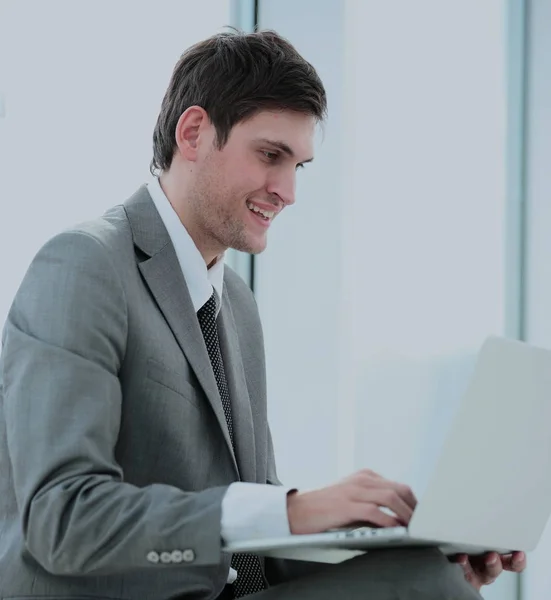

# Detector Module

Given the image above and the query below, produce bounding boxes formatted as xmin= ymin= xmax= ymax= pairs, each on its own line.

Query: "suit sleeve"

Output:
xmin=1 ymin=230 xmax=228 ymax=576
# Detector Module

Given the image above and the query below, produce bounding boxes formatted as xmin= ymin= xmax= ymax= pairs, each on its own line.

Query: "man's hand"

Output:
xmin=287 ymin=469 xmax=417 ymax=535
xmin=452 ymin=551 xmax=527 ymax=590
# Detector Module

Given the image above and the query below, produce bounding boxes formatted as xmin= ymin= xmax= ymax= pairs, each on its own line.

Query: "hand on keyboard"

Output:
xmin=286 ymin=468 xmax=417 ymax=535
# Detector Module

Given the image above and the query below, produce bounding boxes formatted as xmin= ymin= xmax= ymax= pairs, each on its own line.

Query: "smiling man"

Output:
xmin=0 ymin=29 xmax=524 ymax=600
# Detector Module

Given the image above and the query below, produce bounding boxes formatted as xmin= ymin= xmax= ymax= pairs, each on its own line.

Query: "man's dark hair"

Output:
xmin=150 ymin=29 xmax=327 ymax=175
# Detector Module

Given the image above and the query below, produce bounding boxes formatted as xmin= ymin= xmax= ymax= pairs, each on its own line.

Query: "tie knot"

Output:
xmin=198 ymin=291 xmax=217 ymax=325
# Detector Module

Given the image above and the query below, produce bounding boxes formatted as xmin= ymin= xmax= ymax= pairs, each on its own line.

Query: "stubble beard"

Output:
xmin=190 ymin=160 xmax=266 ymax=255
xmin=193 ymin=187 xmax=262 ymax=256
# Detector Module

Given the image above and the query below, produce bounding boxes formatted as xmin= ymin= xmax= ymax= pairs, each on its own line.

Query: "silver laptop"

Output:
xmin=224 ymin=336 xmax=551 ymax=562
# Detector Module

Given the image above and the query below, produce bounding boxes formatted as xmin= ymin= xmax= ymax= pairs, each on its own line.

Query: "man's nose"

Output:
xmin=267 ymin=172 xmax=296 ymax=207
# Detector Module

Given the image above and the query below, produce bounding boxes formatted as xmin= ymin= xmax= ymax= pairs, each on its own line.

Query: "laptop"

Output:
xmin=224 ymin=336 xmax=551 ymax=563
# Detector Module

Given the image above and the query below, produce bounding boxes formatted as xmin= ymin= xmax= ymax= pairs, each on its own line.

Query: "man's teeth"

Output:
xmin=246 ymin=201 xmax=275 ymax=219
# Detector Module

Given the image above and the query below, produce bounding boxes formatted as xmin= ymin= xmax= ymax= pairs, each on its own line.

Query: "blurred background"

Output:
xmin=0 ymin=1 xmax=549 ymax=598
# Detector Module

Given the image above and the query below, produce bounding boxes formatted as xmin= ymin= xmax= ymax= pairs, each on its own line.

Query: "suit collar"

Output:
xmin=124 ymin=185 xmax=242 ymax=478
xmin=123 ymin=185 xmax=171 ymax=257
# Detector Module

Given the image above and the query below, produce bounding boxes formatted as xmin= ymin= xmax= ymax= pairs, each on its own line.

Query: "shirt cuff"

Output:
xmin=221 ymin=482 xmax=295 ymax=544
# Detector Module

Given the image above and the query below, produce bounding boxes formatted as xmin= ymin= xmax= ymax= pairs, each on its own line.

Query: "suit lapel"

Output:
xmin=124 ymin=186 xmax=239 ymax=477
xmin=218 ymin=288 xmax=256 ymax=482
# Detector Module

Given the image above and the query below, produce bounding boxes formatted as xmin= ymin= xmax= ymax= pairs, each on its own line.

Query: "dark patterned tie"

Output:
xmin=197 ymin=291 xmax=267 ymax=598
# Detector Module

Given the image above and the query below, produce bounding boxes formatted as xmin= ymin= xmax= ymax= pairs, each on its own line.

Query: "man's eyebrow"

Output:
xmin=255 ymin=138 xmax=314 ymax=164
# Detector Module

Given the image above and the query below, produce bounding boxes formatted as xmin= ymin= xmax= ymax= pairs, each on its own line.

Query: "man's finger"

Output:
xmin=502 ymin=551 xmax=527 ymax=573
xmin=500 ymin=554 xmax=515 ymax=570
xmin=389 ymin=481 xmax=417 ymax=510
xmin=353 ymin=503 xmax=403 ymax=528
xmin=394 ymin=482 xmax=418 ymax=510
xmin=363 ymin=477 xmax=417 ymax=511
xmin=456 ymin=555 xmax=478 ymax=586
xmin=473 ymin=553 xmax=502 ymax=583
xmin=354 ymin=469 xmax=418 ymax=510
xmin=357 ymin=487 xmax=414 ymax=524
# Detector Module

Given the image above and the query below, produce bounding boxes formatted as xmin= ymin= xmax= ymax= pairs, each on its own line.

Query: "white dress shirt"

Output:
xmin=147 ymin=178 xmax=293 ymax=583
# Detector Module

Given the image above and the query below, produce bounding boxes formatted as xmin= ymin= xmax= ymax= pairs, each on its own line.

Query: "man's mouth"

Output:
xmin=246 ymin=201 xmax=276 ymax=221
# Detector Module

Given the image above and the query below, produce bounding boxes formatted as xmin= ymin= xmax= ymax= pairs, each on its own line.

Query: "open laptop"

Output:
xmin=224 ymin=336 xmax=551 ymax=563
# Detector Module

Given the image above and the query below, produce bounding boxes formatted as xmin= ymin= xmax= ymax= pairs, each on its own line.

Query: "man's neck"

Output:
xmin=158 ymin=173 xmax=222 ymax=267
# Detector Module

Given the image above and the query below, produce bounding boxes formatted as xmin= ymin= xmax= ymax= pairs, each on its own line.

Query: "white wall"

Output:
xmin=0 ymin=0 xmax=231 ymax=326
xmin=257 ymin=1 xmax=515 ymax=598
xmin=520 ymin=0 xmax=551 ymax=597
xmin=340 ymin=0 xmax=507 ymax=488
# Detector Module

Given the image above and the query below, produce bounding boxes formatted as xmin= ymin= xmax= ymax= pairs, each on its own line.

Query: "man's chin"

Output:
xmin=248 ymin=243 xmax=267 ymax=255
xmin=231 ymin=236 xmax=268 ymax=255
xmin=250 ymin=238 xmax=268 ymax=255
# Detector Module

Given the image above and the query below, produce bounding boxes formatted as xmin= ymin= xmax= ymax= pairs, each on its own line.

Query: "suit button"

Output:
xmin=160 ymin=551 xmax=172 ymax=564
xmin=182 ymin=549 xmax=195 ymax=563
xmin=146 ymin=551 xmax=160 ymax=564
xmin=171 ymin=550 xmax=183 ymax=563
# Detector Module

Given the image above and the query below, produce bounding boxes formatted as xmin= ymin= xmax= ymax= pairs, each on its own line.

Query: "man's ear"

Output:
xmin=174 ymin=106 xmax=210 ymax=161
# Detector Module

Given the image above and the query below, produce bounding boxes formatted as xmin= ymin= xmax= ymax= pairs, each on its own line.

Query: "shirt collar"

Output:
xmin=146 ymin=177 xmax=224 ymax=314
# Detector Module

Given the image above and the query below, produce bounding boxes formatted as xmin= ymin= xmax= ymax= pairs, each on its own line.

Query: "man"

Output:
xmin=0 ymin=29 xmax=525 ymax=599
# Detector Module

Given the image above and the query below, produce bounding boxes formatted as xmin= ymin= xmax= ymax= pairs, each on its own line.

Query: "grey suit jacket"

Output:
xmin=0 ymin=186 xmax=283 ymax=600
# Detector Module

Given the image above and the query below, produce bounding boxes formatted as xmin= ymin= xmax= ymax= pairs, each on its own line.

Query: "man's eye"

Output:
xmin=263 ymin=151 xmax=279 ymax=161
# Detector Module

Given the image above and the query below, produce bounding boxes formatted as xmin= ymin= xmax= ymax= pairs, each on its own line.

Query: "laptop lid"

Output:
xmin=409 ymin=336 xmax=551 ymax=552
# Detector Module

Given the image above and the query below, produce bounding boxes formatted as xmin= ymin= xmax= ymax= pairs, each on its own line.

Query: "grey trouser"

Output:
xmin=245 ymin=548 xmax=483 ymax=600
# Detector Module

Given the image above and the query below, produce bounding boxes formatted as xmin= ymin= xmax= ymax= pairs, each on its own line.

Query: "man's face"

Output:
xmin=188 ymin=110 xmax=315 ymax=256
